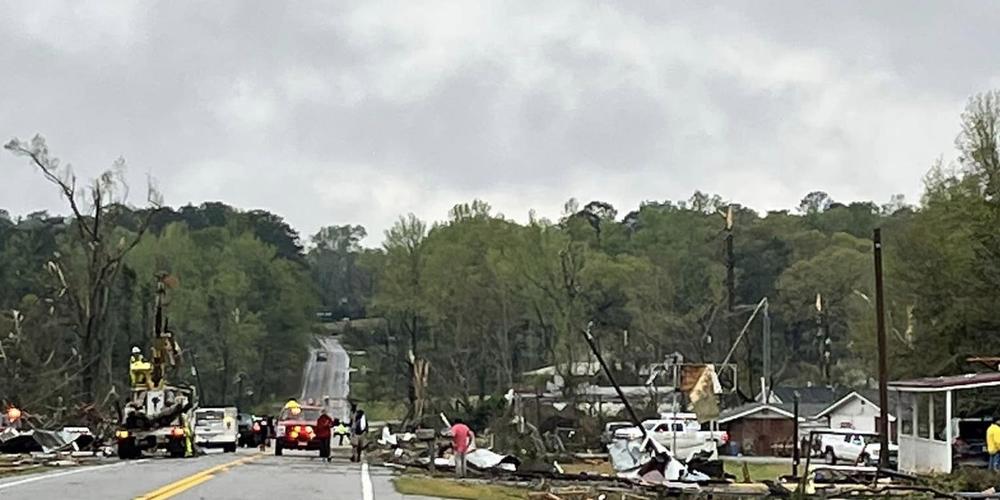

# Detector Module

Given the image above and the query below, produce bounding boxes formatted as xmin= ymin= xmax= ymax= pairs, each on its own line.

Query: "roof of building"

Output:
xmin=718 ymin=403 xmax=795 ymax=423
xmin=766 ymin=385 xmax=843 ymax=405
xmin=521 ymin=362 xmax=602 ymax=377
xmin=718 ymin=401 xmax=836 ymax=424
xmin=889 ymin=372 xmax=1000 ymax=392
xmin=813 ymin=391 xmax=878 ymax=419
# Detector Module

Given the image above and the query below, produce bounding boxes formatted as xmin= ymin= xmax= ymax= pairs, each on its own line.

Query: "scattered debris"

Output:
xmin=0 ymin=448 xmax=107 ymax=473
xmin=465 ymin=448 xmax=520 ymax=472
xmin=0 ymin=426 xmax=96 ymax=454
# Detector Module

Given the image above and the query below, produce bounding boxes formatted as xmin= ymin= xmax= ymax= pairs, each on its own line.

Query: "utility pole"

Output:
xmin=581 ymin=322 xmax=647 ymax=441
xmin=817 ymin=294 xmax=831 ymax=385
xmin=873 ymin=228 xmax=890 ymax=469
xmin=725 ymin=205 xmax=735 ymax=315
xmin=723 ymin=206 xmax=747 ymax=393
xmin=792 ymin=391 xmax=800 ymax=477
xmin=762 ymin=300 xmax=771 ymax=400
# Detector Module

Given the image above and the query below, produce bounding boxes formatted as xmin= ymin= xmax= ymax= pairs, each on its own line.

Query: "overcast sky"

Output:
xmin=2 ymin=1 xmax=998 ymax=243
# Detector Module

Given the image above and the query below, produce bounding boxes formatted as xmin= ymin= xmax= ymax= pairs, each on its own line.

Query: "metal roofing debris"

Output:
xmin=888 ymin=372 xmax=1000 ymax=391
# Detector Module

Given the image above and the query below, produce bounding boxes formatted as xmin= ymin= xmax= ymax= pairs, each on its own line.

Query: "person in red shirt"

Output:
xmin=450 ymin=419 xmax=474 ymax=477
xmin=316 ymin=409 xmax=334 ymax=461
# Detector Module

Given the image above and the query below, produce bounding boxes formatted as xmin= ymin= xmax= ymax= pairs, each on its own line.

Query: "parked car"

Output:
xmin=613 ymin=413 xmax=726 ymax=461
xmin=819 ymin=429 xmax=897 ymax=467
xmin=236 ymin=412 xmax=257 ymax=447
xmin=193 ymin=407 xmax=238 ymax=453
xmin=952 ymin=417 xmax=990 ymax=468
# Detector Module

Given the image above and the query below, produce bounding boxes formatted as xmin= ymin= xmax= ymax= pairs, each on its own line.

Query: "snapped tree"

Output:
xmin=5 ymin=135 xmax=162 ymax=404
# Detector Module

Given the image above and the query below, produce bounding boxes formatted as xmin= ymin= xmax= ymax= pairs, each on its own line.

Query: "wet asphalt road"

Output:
xmin=301 ymin=336 xmax=351 ymax=421
xmin=0 ymin=448 xmax=439 ymax=499
xmin=0 ymin=335 xmax=402 ymax=499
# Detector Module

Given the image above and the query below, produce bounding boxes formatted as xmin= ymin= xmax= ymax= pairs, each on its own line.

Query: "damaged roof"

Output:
xmin=889 ymin=372 xmax=1000 ymax=392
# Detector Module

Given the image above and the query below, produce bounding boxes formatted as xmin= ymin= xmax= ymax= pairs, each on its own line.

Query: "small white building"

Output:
xmin=814 ymin=391 xmax=896 ymax=436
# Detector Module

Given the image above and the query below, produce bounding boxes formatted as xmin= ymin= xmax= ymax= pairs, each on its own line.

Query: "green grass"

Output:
xmin=723 ymin=461 xmax=792 ymax=482
xmin=360 ymin=400 xmax=407 ymax=422
xmin=0 ymin=465 xmax=45 ymax=479
xmin=394 ymin=475 xmax=527 ymax=500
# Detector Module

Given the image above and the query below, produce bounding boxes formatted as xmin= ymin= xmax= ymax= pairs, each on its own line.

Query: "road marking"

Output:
xmin=361 ymin=462 xmax=374 ymax=500
xmin=0 ymin=459 xmax=149 ymax=491
xmin=134 ymin=454 xmax=258 ymax=500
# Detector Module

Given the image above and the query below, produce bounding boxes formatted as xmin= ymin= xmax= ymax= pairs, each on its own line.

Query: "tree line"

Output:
xmin=333 ymin=90 xmax=1000 ymax=417
xmin=3 ymin=90 xmax=1000 ymax=423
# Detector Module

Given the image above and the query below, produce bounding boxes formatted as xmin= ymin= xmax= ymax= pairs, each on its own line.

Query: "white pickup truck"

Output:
xmin=194 ymin=407 xmax=238 ymax=453
xmin=819 ymin=429 xmax=897 ymax=467
xmin=613 ymin=413 xmax=725 ymax=461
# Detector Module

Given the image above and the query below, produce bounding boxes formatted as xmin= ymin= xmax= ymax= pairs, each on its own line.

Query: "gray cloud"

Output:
xmin=2 ymin=1 xmax=997 ymax=242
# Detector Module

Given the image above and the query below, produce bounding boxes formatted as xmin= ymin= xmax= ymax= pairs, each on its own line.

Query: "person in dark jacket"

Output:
xmin=350 ymin=409 xmax=368 ymax=462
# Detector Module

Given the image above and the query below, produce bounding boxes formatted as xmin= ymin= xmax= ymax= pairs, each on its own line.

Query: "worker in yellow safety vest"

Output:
xmin=128 ymin=347 xmax=152 ymax=387
xmin=333 ymin=419 xmax=349 ymax=446
xmin=988 ymin=416 xmax=1000 ymax=470
xmin=179 ymin=412 xmax=194 ymax=457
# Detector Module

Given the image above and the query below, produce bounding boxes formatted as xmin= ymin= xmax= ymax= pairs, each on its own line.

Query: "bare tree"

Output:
xmin=5 ymin=135 xmax=162 ymax=404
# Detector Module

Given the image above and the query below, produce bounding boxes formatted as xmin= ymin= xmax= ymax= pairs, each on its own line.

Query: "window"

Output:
xmin=279 ymin=407 xmax=322 ymax=421
xmin=196 ymin=410 xmax=225 ymax=423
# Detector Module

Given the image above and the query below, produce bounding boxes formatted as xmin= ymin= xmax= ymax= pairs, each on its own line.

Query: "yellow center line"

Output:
xmin=134 ymin=454 xmax=259 ymax=500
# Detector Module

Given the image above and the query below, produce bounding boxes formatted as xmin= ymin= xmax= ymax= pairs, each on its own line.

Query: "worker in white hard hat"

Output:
xmin=128 ymin=346 xmax=150 ymax=387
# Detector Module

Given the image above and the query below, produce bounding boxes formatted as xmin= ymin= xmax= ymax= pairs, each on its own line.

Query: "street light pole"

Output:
xmin=873 ymin=228 xmax=890 ymax=469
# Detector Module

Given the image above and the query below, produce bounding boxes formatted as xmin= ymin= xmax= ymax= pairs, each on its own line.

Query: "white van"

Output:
xmin=194 ymin=407 xmax=238 ymax=453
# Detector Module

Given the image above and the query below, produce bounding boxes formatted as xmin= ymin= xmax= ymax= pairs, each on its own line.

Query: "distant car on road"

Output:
xmin=274 ymin=405 xmax=327 ymax=458
xmin=316 ymin=352 xmax=328 ymax=362
xmin=194 ymin=407 xmax=238 ymax=453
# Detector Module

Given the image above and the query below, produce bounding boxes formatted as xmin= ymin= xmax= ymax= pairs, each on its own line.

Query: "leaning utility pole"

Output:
xmin=873 ymin=228 xmax=890 ymax=468
xmin=581 ymin=322 xmax=648 ymax=441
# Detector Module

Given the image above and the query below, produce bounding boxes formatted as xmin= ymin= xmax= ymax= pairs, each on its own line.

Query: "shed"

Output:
xmin=889 ymin=372 xmax=1000 ymax=474
xmin=718 ymin=402 xmax=828 ymax=456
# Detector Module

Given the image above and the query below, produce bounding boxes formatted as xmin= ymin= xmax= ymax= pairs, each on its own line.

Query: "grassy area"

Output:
xmin=0 ymin=465 xmax=45 ymax=479
xmin=361 ymin=400 xmax=407 ymax=422
xmin=560 ymin=461 xmax=614 ymax=475
xmin=723 ymin=461 xmax=791 ymax=482
xmin=394 ymin=475 xmax=527 ymax=500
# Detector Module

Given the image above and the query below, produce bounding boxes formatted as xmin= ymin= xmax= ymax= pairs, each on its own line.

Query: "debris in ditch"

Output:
xmin=0 ymin=426 xmax=96 ymax=454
